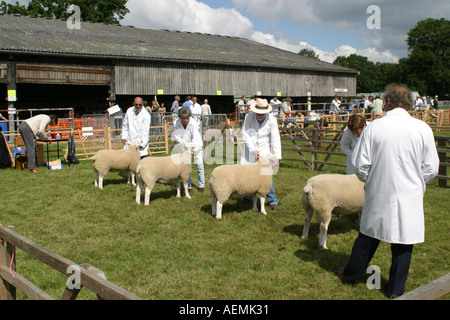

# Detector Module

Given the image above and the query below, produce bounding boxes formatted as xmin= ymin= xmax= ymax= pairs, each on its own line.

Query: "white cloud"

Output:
xmin=121 ymin=0 xmax=407 ymax=64
xmin=121 ymin=0 xmax=253 ymax=38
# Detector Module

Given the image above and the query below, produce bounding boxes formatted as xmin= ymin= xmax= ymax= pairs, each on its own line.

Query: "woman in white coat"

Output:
xmin=340 ymin=114 xmax=368 ymax=174
xmin=336 ymin=84 xmax=439 ymax=298
xmin=241 ymin=98 xmax=282 ymax=210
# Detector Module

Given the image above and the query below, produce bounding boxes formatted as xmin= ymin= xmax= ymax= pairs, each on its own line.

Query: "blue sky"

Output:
xmin=5 ymin=0 xmax=450 ymax=63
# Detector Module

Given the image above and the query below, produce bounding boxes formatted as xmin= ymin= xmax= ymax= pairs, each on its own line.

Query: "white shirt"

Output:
xmin=240 ymin=112 xmax=282 ymax=164
xmin=121 ymin=107 xmax=151 ymax=157
xmin=25 ymin=114 xmax=51 ymax=140
xmin=172 ymin=117 xmax=203 ymax=152
xmin=201 ymin=103 xmax=212 ymax=115
xmin=331 ymin=99 xmax=341 ymax=113
xmin=269 ymin=99 xmax=282 ymax=117
xmin=190 ymin=103 xmax=202 ymax=126
xmin=351 ymin=108 xmax=439 ymax=244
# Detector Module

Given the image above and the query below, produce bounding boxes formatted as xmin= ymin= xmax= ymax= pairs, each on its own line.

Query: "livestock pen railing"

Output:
xmin=3 ymin=111 xmax=449 ymax=187
xmin=278 ymin=118 xmax=450 ymax=188
xmin=0 ymin=225 xmax=141 ymax=300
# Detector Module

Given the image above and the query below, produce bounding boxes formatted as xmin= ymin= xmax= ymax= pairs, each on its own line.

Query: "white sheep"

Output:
xmin=135 ymin=146 xmax=193 ymax=205
xmin=301 ymin=174 xmax=365 ymax=249
xmin=92 ymin=139 xmax=141 ymax=190
xmin=208 ymin=156 xmax=275 ymax=219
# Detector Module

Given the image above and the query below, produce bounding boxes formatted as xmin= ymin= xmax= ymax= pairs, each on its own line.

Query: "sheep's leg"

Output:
xmin=127 ymin=172 xmax=136 ymax=186
xmin=98 ymin=175 xmax=104 ymax=190
xmin=183 ymin=181 xmax=191 ymax=199
xmin=318 ymin=215 xmax=332 ymax=249
xmin=259 ymin=196 xmax=267 ymax=215
xmin=135 ymin=180 xmax=144 ymax=204
xmin=216 ymin=201 xmax=223 ymax=219
xmin=94 ymin=171 xmax=99 ymax=188
xmin=144 ymin=186 xmax=153 ymax=206
xmin=176 ymin=181 xmax=181 ymax=198
xmin=211 ymin=195 xmax=217 ymax=217
xmin=301 ymin=206 xmax=314 ymax=239
xmin=252 ymin=195 xmax=258 ymax=211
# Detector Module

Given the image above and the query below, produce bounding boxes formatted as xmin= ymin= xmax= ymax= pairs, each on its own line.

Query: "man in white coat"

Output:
xmin=241 ymin=98 xmax=282 ymax=210
xmin=336 ymin=84 xmax=439 ymax=298
xmin=121 ymin=97 xmax=151 ymax=158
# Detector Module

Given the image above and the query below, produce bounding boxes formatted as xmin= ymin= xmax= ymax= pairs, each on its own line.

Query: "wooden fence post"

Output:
xmin=164 ymin=120 xmax=169 ymax=154
xmin=104 ymin=127 xmax=112 ymax=150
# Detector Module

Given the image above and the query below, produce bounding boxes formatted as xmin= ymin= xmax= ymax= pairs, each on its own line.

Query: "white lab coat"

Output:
xmin=351 ymin=108 xmax=439 ymax=244
xmin=121 ymin=107 xmax=151 ymax=157
xmin=240 ymin=112 xmax=282 ymax=164
xmin=172 ymin=117 xmax=203 ymax=162
xmin=340 ymin=127 xmax=359 ymax=175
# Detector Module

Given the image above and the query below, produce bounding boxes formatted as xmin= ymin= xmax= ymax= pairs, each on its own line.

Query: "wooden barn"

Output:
xmin=0 ymin=14 xmax=358 ymax=115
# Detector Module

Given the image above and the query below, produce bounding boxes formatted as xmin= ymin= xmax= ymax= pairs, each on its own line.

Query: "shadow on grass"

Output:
xmin=200 ymin=199 xmax=260 ymax=218
xmin=283 ymin=220 xmax=389 ymax=291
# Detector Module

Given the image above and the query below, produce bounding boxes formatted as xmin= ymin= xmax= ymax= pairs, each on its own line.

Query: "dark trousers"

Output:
xmin=343 ymin=232 xmax=413 ymax=297
xmin=18 ymin=121 xmax=37 ymax=170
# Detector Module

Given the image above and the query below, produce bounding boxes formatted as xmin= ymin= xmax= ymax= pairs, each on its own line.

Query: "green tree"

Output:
xmin=0 ymin=0 xmax=129 ymax=24
xmin=298 ymin=48 xmax=320 ymax=60
xmin=333 ymin=54 xmax=379 ymax=93
xmin=404 ymin=18 xmax=450 ymax=97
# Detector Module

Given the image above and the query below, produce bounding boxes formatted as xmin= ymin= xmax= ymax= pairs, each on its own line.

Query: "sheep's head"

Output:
xmin=127 ymin=138 xmax=142 ymax=150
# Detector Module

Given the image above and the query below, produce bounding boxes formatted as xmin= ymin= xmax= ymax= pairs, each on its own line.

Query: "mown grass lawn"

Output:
xmin=0 ymin=154 xmax=448 ymax=300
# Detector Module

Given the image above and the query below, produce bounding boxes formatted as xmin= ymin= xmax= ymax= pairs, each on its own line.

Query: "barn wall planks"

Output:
xmin=114 ymin=61 xmax=356 ymax=97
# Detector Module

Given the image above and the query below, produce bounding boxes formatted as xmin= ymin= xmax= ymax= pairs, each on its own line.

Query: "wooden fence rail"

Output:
xmin=0 ymin=225 xmax=142 ymax=300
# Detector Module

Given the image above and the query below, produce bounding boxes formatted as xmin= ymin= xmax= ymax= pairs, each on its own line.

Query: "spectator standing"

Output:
xmin=330 ymin=95 xmax=341 ymax=114
xmin=433 ymin=95 xmax=439 ymax=110
xmin=182 ymin=96 xmax=193 ymax=109
xmin=414 ymin=95 xmax=423 ymax=110
xmin=269 ymin=96 xmax=282 ymax=118
xmin=371 ymin=95 xmax=384 ymax=119
xmin=190 ymin=97 xmax=203 ymax=130
xmin=201 ymin=99 xmax=212 ymax=127
xmin=122 ymin=97 xmax=151 ymax=158
xmin=336 ymin=84 xmax=439 ymax=298
xmin=238 ymin=95 xmax=247 ymax=120
xmin=171 ymin=95 xmax=181 ymax=113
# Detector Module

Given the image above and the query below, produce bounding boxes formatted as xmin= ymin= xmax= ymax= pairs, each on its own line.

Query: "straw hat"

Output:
xmin=250 ymin=98 xmax=272 ymax=114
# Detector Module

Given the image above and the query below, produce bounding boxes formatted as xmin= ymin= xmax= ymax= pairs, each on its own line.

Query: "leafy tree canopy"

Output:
xmin=0 ymin=0 xmax=129 ymax=24
xmin=298 ymin=48 xmax=320 ymax=60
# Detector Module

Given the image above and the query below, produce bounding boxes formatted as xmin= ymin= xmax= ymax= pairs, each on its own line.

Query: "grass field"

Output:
xmin=1 ymin=152 xmax=449 ymax=300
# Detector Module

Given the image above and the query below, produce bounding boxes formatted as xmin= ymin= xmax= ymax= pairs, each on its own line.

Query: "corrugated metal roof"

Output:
xmin=0 ymin=14 xmax=357 ymax=74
